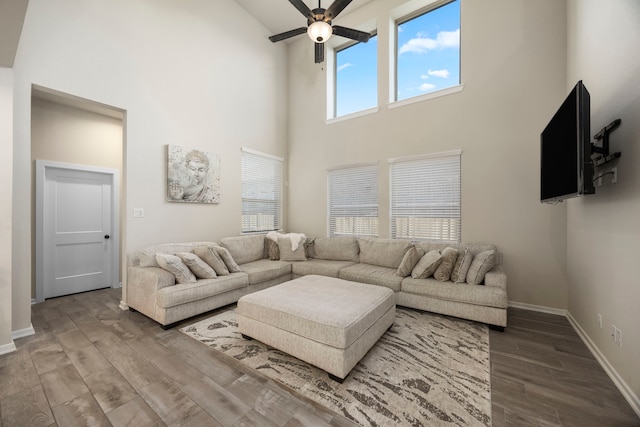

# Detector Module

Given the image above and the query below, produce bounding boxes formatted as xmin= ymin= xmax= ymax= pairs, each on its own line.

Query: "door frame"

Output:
xmin=35 ymin=160 xmax=120 ymax=303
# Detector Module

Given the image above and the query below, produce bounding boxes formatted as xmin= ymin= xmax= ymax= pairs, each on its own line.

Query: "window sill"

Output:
xmin=326 ymin=106 xmax=379 ymax=125
xmin=388 ymin=84 xmax=464 ymax=110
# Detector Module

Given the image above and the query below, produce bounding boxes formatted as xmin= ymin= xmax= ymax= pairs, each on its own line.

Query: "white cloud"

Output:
xmin=420 ymin=74 xmax=430 ymax=79
xmin=337 ymin=63 xmax=354 ymax=72
xmin=399 ymin=29 xmax=460 ymax=55
xmin=428 ymin=69 xmax=450 ymax=78
xmin=419 ymin=83 xmax=436 ymax=91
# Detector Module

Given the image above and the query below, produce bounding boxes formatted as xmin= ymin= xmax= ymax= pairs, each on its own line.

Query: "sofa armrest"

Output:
xmin=127 ymin=266 xmax=175 ymax=318
xmin=484 ymin=265 xmax=507 ymax=292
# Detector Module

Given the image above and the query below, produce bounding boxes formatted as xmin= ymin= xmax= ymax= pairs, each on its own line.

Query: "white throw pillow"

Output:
xmin=411 ymin=250 xmax=442 ymax=279
xmin=466 ymin=250 xmax=496 ymax=285
xmin=176 ymin=252 xmax=217 ymax=279
xmin=155 ymin=253 xmax=197 ymax=284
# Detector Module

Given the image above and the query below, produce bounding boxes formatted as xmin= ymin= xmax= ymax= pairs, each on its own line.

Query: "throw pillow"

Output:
xmin=215 ymin=246 xmax=243 ymax=273
xmin=466 ymin=250 xmax=497 ymax=285
xmin=194 ymin=246 xmax=230 ymax=276
xmin=433 ymin=247 xmax=458 ymax=282
xmin=176 ymin=252 xmax=217 ymax=279
xmin=155 ymin=253 xmax=197 ymax=284
xmin=396 ymin=246 xmax=424 ymax=277
xmin=451 ymin=248 xmax=474 ymax=283
xmin=277 ymin=236 xmax=307 ymax=262
xmin=411 ymin=250 xmax=442 ymax=279
xmin=265 ymin=238 xmax=280 ymax=260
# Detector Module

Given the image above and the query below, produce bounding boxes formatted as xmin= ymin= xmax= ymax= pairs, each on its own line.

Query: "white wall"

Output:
xmin=11 ymin=0 xmax=288 ymax=331
xmin=287 ymin=0 xmax=569 ymax=309
xmin=0 ymin=68 xmax=14 ymax=353
xmin=566 ymin=0 xmax=640 ymax=405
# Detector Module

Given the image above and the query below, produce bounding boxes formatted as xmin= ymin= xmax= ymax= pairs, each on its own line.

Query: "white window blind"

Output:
xmin=327 ymin=163 xmax=378 ymax=237
xmin=241 ymin=148 xmax=283 ymax=233
xmin=389 ymin=150 xmax=461 ymax=241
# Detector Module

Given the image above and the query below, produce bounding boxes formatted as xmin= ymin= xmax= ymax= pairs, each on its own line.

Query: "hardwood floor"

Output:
xmin=0 ymin=288 xmax=638 ymax=426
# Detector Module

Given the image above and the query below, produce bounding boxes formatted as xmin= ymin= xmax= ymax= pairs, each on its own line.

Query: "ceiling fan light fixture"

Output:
xmin=307 ymin=21 xmax=332 ymax=43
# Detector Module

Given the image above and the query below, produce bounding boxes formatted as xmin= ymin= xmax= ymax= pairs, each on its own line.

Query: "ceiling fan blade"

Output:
xmin=269 ymin=27 xmax=307 ymax=43
xmin=288 ymin=0 xmax=314 ymax=20
xmin=332 ymin=25 xmax=372 ymax=43
xmin=324 ymin=0 xmax=353 ymax=20
xmin=315 ymin=42 xmax=325 ymax=64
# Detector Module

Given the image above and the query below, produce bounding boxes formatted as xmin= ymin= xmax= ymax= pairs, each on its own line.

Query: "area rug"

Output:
xmin=180 ymin=307 xmax=491 ymax=426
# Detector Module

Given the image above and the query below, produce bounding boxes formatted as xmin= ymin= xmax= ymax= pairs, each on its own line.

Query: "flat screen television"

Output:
xmin=540 ymin=80 xmax=594 ymax=203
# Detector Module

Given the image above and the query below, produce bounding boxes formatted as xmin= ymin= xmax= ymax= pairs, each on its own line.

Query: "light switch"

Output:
xmin=133 ymin=208 xmax=144 ymax=218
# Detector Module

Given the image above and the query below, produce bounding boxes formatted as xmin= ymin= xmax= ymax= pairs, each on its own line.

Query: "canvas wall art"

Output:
xmin=167 ymin=145 xmax=220 ymax=204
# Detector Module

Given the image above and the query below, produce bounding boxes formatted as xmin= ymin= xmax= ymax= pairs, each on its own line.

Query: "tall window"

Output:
xmin=396 ymin=0 xmax=460 ymax=102
xmin=241 ymin=148 xmax=282 ymax=233
xmin=335 ymin=34 xmax=378 ymax=117
xmin=389 ymin=150 xmax=461 ymax=241
xmin=327 ymin=163 xmax=378 ymax=237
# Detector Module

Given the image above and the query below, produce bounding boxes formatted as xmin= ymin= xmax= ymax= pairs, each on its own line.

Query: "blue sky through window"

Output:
xmin=397 ymin=0 xmax=460 ymax=101
xmin=336 ymin=35 xmax=378 ymax=117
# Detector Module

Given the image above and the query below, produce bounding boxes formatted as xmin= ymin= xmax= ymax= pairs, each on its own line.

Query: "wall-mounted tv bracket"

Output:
xmin=591 ymin=118 xmax=622 ymax=167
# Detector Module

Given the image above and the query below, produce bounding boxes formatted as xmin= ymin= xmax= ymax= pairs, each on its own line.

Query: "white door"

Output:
xmin=36 ymin=161 xmax=119 ymax=301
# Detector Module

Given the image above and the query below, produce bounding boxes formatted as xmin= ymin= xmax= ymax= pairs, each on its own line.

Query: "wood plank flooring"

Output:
xmin=0 ymin=287 xmax=638 ymax=426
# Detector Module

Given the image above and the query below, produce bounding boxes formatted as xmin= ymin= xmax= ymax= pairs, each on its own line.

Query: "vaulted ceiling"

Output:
xmin=0 ymin=0 xmax=371 ymax=68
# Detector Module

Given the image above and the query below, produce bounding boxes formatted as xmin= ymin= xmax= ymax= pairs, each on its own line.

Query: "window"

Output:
xmin=389 ymin=150 xmax=461 ymax=241
xmin=396 ymin=0 xmax=460 ymax=102
xmin=241 ymin=148 xmax=283 ymax=233
xmin=335 ymin=34 xmax=378 ymax=117
xmin=327 ymin=163 xmax=378 ymax=237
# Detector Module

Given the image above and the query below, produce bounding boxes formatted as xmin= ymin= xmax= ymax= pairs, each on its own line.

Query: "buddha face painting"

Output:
xmin=167 ymin=145 xmax=220 ymax=204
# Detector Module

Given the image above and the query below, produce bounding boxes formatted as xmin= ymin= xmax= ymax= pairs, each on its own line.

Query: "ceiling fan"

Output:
xmin=269 ymin=0 xmax=372 ymax=64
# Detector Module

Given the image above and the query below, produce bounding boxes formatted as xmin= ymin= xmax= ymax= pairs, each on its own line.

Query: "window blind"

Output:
xmin=327 ymin=163 xmax=378 ymax=237
xmin=241 ymin=148 xmax=283 ymax=233
xmin=389 ymin=150 xmax=461 ymax=241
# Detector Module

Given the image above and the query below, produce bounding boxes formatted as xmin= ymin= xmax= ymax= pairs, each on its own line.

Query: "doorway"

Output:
xmin=35 ymin=161 xmax=120 ymax=302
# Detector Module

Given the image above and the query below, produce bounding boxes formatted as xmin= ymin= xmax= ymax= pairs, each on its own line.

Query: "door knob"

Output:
xmin=104 ymin=235 xmax=110 ymax=239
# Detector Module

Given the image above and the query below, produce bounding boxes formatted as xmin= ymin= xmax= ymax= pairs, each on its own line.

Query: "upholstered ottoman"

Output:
xmin=237 ymin=274 xmax=396 ymax=382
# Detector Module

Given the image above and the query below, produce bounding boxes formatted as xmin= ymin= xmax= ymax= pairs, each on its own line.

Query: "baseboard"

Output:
xmin=0 ymin=341 xmax=17 ymax=356
xmin=566 ymin=312 xmax=640 ymax=419
xmin=118 ymin=300 xmax=129 ymax=311
xmin=508 ymin=300 xmax=567 ymax=316
xmin=12 ymin=324 xmax=35 ymax=340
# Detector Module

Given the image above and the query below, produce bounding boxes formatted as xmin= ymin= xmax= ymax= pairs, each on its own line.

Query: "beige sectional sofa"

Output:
xmin=126 ymin=234 xmax=508 ymax=329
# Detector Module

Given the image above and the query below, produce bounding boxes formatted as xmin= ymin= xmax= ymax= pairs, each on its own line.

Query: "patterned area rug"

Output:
xmin=180 ymin=307 xmax=491 ymax=426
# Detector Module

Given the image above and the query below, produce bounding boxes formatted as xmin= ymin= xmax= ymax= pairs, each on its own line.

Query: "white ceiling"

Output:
xmin=0 ymin=1 xmax=372 ymax=67
xmin=234 ymin=0 xmax=372 ymax=42
xmin=0 ymin=0 xmax=30 ymax=67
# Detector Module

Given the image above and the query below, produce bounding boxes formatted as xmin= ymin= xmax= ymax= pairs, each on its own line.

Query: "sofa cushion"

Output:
xmin=194 ymin=246 xmax=229 ymax=276
xmin=239 ymin=259 xmax=293 ymax=285
xmin=466 ymin=250 xmax=497 ymax=285
xmin=291 ymin=259 xmax=357 ymax=278
xmin=277 ymin=236 xmax=307 ymax=261
xmin=220 ymin=235 xmax=265 ymax=265
xmin=451 ymin=248 xmax=473 ymax=283
xmin=401 ymin=277 xmax=507 ymax=308
xmin=433 ymin=247 xmax=458 ymax=282
xmin=411 ymin=250 xmax=442 ymax=279
xmin=313 ymin=236 xmax=359 ymax=262
xmin=156 ymin=273 xmax=249 ymax=308
xmin=155 ymin=253 xmax=197 ymax=284
xmin=176 ymin=252 xmax=217 ymax=279
xmin=396 ymin=246 xmax=424 ymax=277
xmin=339 ymin=263 xmax=404 ymax=292
xmin=358 ymin=238 xmax=412 ymax=269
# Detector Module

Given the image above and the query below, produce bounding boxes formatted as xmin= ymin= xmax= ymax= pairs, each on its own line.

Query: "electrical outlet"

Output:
xmin=615 ymin=328 xmax=622 ymax=347
xmin=611 ymin=167 xmax=617 ymax=184
xmin=611 ymin=325 xmax=616 ymax=341
xmin=597 ymin=313 xmax=602 ymax=329
xmin=133 ymin=208 xmax=144 ymax=218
